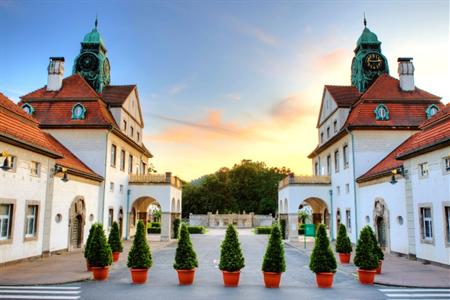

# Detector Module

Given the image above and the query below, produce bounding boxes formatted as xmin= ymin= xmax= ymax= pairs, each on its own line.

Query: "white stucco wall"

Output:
xmin=49 ymin=176 xmax=101 ymax=252
xmin=408 ymin=147 xmax=450 ymax=265
xmin=0 ymin=142 xmax=54 ymax=263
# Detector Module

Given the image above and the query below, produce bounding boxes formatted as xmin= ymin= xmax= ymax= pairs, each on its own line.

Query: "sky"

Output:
xmin=0 ymin=0 xmax=449 ymax=181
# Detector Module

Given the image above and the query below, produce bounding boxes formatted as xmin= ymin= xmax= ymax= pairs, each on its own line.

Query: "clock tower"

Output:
xmin=73 ymin=18 xmax=111 ymax=93
xmin=351 ymin=19 xmax=389 ymax=93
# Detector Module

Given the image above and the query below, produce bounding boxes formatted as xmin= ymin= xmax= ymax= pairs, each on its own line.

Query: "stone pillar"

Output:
xmin=287 ymin=213 xmax=299 ymax=241
xmin=160 ymin=212 xmax=172 ymax=241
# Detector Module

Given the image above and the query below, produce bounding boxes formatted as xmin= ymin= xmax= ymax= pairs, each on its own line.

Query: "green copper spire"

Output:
xmin=351 ymin=18 xmax=389 ymax=93
xmin=73 ymin=17 xmax=111 ymax=93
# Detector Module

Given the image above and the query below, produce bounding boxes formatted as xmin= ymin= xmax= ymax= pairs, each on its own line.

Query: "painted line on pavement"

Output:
xmin=0 ymin=286 xmax=80 ymax=290
xmin=0 ymin=296 xmax=79 ymax=300
xmin=0 ymin=290 xmax=80 ymax=294
xmin=385 ymin=293 xmax=450 ymax=298
xmin=380 ymin=289 xmax=450 ymax=292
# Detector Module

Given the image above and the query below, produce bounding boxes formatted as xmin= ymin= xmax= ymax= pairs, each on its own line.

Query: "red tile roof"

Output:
xmin=360 ymin=74 xmax=441 ymax=101
xmin=0 ymin=93 xmax=102 ymax=180
xmin=101 ymin=85 xmax=136 ymax=106
xmin=357 ymin=103 xmax=450 ymax=182
xmin=325 ymin=85 xmax=361 ymax=107
xmin=21 ymin=74 xmax=99 ymax=100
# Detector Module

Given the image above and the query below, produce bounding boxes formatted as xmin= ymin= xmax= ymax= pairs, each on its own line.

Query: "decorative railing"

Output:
xmin=278 ymin=175 xmax=331 ymax=189
xmin=129 ymin=172 xmax=183 ymax=189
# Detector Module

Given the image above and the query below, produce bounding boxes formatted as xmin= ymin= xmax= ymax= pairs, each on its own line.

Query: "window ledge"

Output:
xmin=24 ymin=236 xmax=38 ymax=242
xmin=0 ymin=239 xmax=13 ymax=245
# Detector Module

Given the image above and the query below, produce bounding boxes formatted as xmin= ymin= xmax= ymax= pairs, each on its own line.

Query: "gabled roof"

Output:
xmin=325 ymin=85 xmax=361 ymax=107
xmin=101 ymin=85 xmax=136 ymax=106
xmin=357 ymin=103 xmax=450 ymax=183
xmin=360 ymin=74 xmax=441 ymax=101
xmin=21 ymin=74 xmax=99 ymax=100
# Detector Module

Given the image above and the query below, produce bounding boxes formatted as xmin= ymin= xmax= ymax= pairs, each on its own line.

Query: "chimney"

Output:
xmin=47 ymin=57 xmax=65 ymax=91
xmin=398 ymin=57 xmax=415 ymax=92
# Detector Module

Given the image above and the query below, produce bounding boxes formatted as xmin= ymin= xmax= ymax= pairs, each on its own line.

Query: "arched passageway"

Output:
xmin=300 ymin=197 xmax=329 ymax=227
xmin=373 ymin=198 xmax=390 ymax=251
xmin=68 ymin=197 xmax=85 ymax=251
xmin=129 ymin=197 xmax=160 ymax=237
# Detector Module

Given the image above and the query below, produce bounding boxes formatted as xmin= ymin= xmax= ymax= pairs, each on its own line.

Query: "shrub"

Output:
xmin=173 ymin=219 xmax=181 ymax=239
xmin=173 ymin=224 xmax=198 ymax=270
xmin=87 ymin=224 xmax=112 ymax=267
xmin=279 ymin=219 xmax=286 ymax=240
xmin=309 ymin=224 xmax=337 ymax=273
xmin=255 ymin=226 xmax=272 ymax=234
xmin=219 ymin=224 xmax=245 ymax=272
xmin=84 ymin=224 xmax=97 ymax=260
xmin=187 ymin=226 xmax=205 ymax=234
xmin=147 ymin=227 xmax=161 ymax=234
xmin=148 ymin=222 xmax=161 ymax=228
xmin=262 ymin=224 xmax=286 ymax=273
xmin=335 ymin=224 xmax=352 ymax=254
xmin=367 ymin=226 xmax=384 ymax=261
xmin=127 ymin=220 xmax=152 ymax=269
xmin=108 ymin=221 xmax=123 ymax=253
xmin=354 ymin=226 xmax=379 ymax=270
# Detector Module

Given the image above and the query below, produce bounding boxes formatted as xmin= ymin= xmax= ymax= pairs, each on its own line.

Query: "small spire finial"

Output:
xmin=364 ymin=12 xmax=367 ymax=27
xmin=95 ymin=15 xmax=98 ymax=29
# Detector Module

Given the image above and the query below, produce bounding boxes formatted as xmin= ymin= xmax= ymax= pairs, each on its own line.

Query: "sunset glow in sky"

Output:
xmin=1 ymin=1 xmax=448 ymax=180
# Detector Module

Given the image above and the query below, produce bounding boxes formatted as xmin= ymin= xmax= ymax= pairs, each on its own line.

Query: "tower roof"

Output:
xmin=356 ymin=27 xmax=381 ymax=49
xmin=82 ymin=18 xmax=105 ymax=47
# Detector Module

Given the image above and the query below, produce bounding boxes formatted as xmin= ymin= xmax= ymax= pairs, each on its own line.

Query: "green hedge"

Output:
xmin=187 ymin=226 xmax=205 ymax=234
xmin=255 ymin=226 xmax=272 ymax=234
xmin=298 ymin=224 xmax=305 ymax=235
xmin=147 ymin=227 xmax=161 ymax=234
xmin=147 ymin=222 xmax=160 ymax=228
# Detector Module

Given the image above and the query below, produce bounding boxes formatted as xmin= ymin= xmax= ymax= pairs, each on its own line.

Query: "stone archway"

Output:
xmin=129 ymin=197 xmax=161 ymax=237
xmin=68 ymin=197 xmax=85 ymax=251
xmin=301 ymin=197 xmax=329 ymax=226
xmin=373 ymin=198 xmax=390 ymax=251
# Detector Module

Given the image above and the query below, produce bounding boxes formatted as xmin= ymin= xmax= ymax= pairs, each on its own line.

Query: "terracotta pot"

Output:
xmin=338 ymin=253 xmax=351 ymax=264
xmin=357 ymin=269 xmax=376 ymax=284
xmin=263 ymin=272 xmax=282 ymax=288
xmin=91 ymin=266 xmax=109 ymax=281
xmin=130 ymin=268 xmax=149 ymax=284
xmin=376 ymin=260 xmax=382 ymax=274
xmin=222 ymin=271 xmax=241 ymax=287
xmin=86 ymin=260 xmax=92 ymax=271
xmin=315 ymin=272 xmax=334 ymax=288
xmin=176 ymin=269 xmax=196 ymax=285
xmin=112 ymin=252 xmax=120 ymax=262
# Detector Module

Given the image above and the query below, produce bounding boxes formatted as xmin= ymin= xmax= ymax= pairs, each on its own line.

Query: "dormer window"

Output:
xmin=426 ymin=104 xmax=440 ymax=119
xmin=374 ymin=104 xmax=389 ymax=121
xmin=21 ymin=103 xmax=35 ymax=115
xmin=71 ymin=103 xmax=87 ymax=120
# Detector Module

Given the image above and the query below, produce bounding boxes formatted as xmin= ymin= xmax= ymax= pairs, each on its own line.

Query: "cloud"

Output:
xmin=270 ymin=92 xmax=318 ymax=123
xmin=227 ymin=16 xmax=278 ymax=46
xmin=224 ymin=93 xmax=241 ymax=101
xmin=168 ymin=82 xmax=188 ymax=95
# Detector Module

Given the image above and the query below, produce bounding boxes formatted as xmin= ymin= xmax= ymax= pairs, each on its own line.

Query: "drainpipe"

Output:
xmin=345 ymin=128 xmax=358 ymax=240
xmin=125 ymin=189 xmax=131 ymax=240
xmin=101 ymin=130 xmax=112 ymax=226
xmin=329 ymin=189 xmax=334 ymax=240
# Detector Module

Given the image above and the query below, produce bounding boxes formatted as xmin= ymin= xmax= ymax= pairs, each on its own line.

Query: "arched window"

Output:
xmin=21 ymin=103 xmax=35 ymax=115
xmin=426 ymin=104 xmax=440 ymax=119
xmin=71 ymin=103 xmax=87 ymax=120
xmin=374 ymin=104 xmax=389 ymax=121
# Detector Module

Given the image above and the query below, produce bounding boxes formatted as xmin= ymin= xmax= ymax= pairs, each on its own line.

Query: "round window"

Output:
xmin=55 ymin=213 xmax=62 ymax=223
xmin=89 ymin=214 xmax=94 ymax=222
xmin=365 ymin=216 xmax=370 ymax=223
xmin=397 ymin=216 xmax=404 ymax=225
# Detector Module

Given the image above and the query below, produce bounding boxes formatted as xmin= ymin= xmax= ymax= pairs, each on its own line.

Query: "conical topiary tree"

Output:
xmin=335 ymin=224 xmax=352 ymax=254
xmin=84 ymin=224 xmax=98 ymax=261
xmin=87 ymin=224 xmax=112 ymax=267
xmin=367 ymin=226 xmax=384 ymax=261
xmin=354 ymin=226 xmax=378 ymax=270
xmin=127 ymin=220 xmax=152 ymax=269
xmin=279 ymin=219 xmax=286 ymax=240
xmin=262 ymin=223 xmax=286 ymax=273
xmin=173 ymin=223 xmax=198 ymax=270
xmin=108 ymin=221 xmax=123 ymax=253
xmin=309 ymin=224 xmax=337 ymax=273
xmin=173 ymin=218 xmax=181 ymax=239
xmin=219 ymin=224 xmax=245 ymax=272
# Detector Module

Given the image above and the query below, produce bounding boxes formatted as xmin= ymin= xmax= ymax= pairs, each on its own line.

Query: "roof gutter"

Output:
xmin=345 ymin=127 xmax=359 ymax=241
xmin=0 ymin=133 xmax=63 ymax=159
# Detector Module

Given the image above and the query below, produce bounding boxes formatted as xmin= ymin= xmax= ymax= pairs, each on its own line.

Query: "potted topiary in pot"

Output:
xmin=173 ymin=218 xmax=181 ymax=239
xmin=354 ymin=226 xmax=379 ymax=284
xmin=367 ymin=226 xmax=384 ymax=274
xmin=309 ymin=224 xmax=337 ymax=288
xmin=173 ymin=223 xmax=198 ymax=285
xmin=219 ymin=224 xmax=245 ymax=287
xmin=108 ymin=221 xmax=123 ymax=262
xmin=335 ymin=224 xmax=352 ymax=264
xmin=127 ymin=220 xmax=152 ymax=284
xmin=84 ymin=224 xmax=97 ymax=271
xmin=87 ymin=224 xmax=112 ymax=280
xmin=261 ymin=223 xmax=286 ymax=288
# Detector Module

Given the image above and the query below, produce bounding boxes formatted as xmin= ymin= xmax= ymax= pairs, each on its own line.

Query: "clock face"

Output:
xmin=78 ymin=53 xmax=99 ymax=71
xmin=103 ymin=58 xmax=110 ymax=75
xmin=364 ymin=53 xmax=384 ymax=71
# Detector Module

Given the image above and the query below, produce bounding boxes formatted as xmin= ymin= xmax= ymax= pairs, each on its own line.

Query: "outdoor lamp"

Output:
xmin=54 ymin=165 xmax=69 ymax=182
xmin=0 ymin=151 xmax=11 ymax=171
xmin=390 ymin=166 xmax=405 ymax=185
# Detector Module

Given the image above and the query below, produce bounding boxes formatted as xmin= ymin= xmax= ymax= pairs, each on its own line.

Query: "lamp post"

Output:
xmin=54 ymin=165 xmax=69 ymax=182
